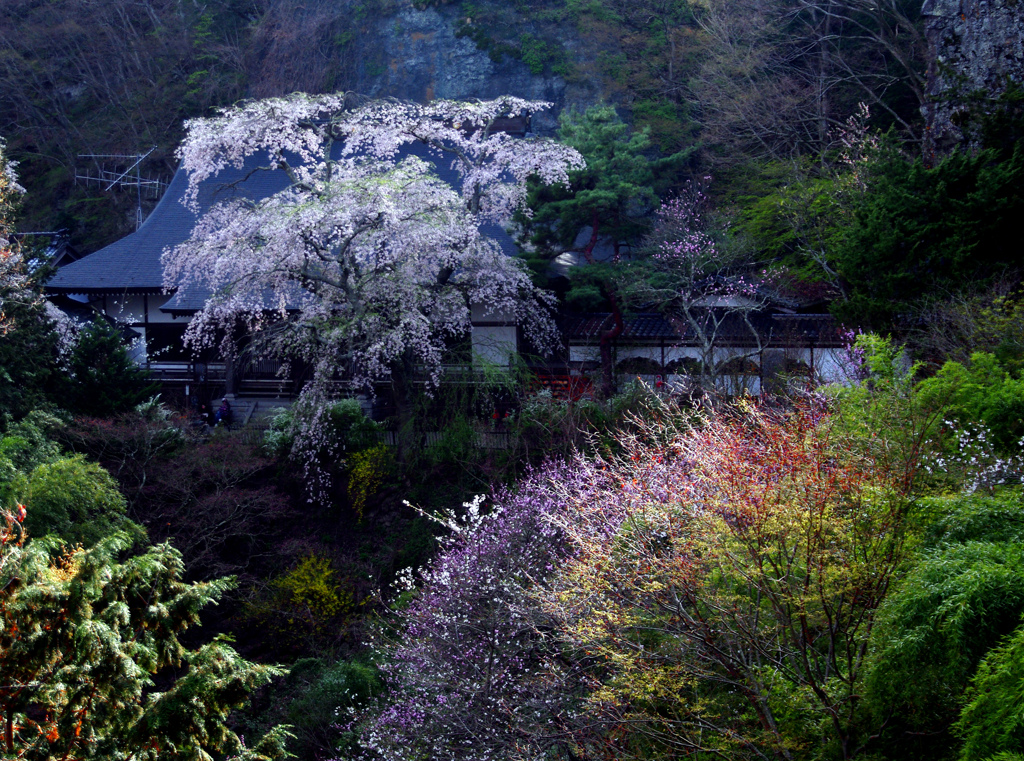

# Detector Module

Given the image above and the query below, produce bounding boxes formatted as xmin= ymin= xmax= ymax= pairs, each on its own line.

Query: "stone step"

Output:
xmin=222 ymin=396 xmax=293 ymax=429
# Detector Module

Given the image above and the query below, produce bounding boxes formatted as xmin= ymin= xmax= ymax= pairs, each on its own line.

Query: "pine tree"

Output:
xmin=522 ymin=105 xmax=691 ymax=396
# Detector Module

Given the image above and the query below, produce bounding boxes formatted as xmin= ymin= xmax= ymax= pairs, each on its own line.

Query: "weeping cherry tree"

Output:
xmin=164 ymin=94 xmax=583 ymax=470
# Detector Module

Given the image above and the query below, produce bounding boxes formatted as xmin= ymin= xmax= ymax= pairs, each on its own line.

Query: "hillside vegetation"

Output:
xmin=3 ymin=0 xmax=928 ymax=252
xmin=3 ymin=1 xmax=1024 ymax=759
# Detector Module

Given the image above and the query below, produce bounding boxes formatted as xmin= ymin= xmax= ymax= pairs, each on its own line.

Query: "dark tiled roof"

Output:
xmin=45 ymin=142 xmax=518 ymax=308
xmin=47 ymin=239 xmax=83 ymax=268
xmin=162 ymin=285 xmax=286 ymax=314
xmin=45 ymin=156 xmax=290 ymax=295
xmin=566 ymin=310 xmax=837 ymax=347
xmin=565 ymin=313 xmax=679 ymax=341
xmin=160 ymin=284 xmax=213 ymax=313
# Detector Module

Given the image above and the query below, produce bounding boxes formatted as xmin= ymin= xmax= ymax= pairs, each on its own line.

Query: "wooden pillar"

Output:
xmin=225 ymin=352 xmax=236 ymax=397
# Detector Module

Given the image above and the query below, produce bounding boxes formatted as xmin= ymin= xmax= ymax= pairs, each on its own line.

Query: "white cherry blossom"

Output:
xmin=165 ymin=95 xmax=582 ymax=476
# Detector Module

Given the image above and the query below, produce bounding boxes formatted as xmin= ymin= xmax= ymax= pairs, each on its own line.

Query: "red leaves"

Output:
xmin=536 ymin=400 xmax=907 ymax=757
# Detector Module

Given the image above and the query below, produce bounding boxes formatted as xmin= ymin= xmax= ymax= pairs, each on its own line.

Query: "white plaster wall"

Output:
xmin=715 ymin=373 xmax=761 ymax=395
xmin=613 ymin=346 xmax=702 ymax=365
xmin=761 ymin=346 xmax=851 ymax=387
xmin=569 ymin=345 xmax=599 ymax=363
xmin=146 ymin=295 xmax=180 ymax=324
xmin=571 ymin=345 xmax=706 ymax=364
xmin=128 ymin=327 xmax=148 ymax=364
xmin=570 ymin=343 xmax=762 ymax=395
xmin=573 ymin=343 xmax=858 ymax=389
xmin=104 ymin=295 xmax=146 ymax=324
xmin=472 ymin=326 xmax=518 ymax=366
xmin=814 ymin=348 xmax=850 ymax=385
xmin=709 ymin=346 xmax=760 ymax=366
xmin=471 ymin=301 xmax=517 ymax=366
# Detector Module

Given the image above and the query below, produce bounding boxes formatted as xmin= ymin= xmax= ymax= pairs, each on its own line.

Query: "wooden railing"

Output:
xmin=144 ymin=361 xmax=226 ymax=382
xmin=531 ymin=373 xmax=594 ymax=401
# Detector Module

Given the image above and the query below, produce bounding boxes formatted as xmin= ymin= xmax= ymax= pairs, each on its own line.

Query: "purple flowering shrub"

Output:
xmin=356 ymin=399 xmax=915 ymax=760
xmin=357 ymin=463 xmax=607 ymax=761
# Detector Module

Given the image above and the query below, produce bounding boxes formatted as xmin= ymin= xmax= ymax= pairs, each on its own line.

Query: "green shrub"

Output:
xmin=827 ymin=333 xmax=936 ymax=491
xmin=262 ymin=408 xmax=297 ymax=458
xmin=22 ymin=454 xmax=144 ymax=547
xmin=512 ymin=379 xmax=664 ymax=461
xmin=834 ymin=142 xmax=1024 ymax=329
xmin=264 ymin=399 xmax=381 ymax=460
xmin=282 ymin=657 xmax=381 ymax=759
xmin=923 ymin=490 xmax=1024 ymax=546
xmin=866 ymin=490 xmax=1024 ymax=756
xmin=917 ymin=352 xmax=1024 ymax=453
xmin=0 ymin=295 xmax=59 ymax=419
xmin=66 ymin=320 xmax=157 ymax=416
xmin=0 ymin=410 xmax=63 ymax=493
xmin=0 ymin=410 xmax=63 ymax=468
xmin=956 ymin=622 xmax=1024 ymax=760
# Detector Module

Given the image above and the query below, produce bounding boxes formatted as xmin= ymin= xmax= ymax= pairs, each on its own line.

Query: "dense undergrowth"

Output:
xmin=4 ymin=328 xmax=1024 ymax=759
xmin=3 ymin=2 xmax=1024 ymax=757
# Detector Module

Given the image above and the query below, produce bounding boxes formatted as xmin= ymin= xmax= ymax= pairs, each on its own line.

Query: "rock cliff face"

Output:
xmin=922 ymin=0 xmax=1024 ymax=148
xmin=335 ymin=2 xmax=595 ymax=134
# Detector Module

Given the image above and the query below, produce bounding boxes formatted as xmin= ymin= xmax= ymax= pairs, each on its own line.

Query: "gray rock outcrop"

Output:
xmin=922 ymin=0 xmax=1024 ymax=149
xmin=249 ymin=0 xmax=600 ymax=134
xmin=353 ymin=6 xmax=571 ymax=132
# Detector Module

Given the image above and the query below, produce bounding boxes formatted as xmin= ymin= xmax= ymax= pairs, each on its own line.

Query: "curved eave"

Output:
xmin=157 ymin=302 xmax=303 ymax=317
xmin=45 ymin=285 xmax=169 ymax=296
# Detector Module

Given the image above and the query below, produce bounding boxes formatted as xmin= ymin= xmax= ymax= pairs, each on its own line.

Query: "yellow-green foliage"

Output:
xmin=916 ymin=352 xmax=1024 ymax=453
xmin=347 ymin=444 xmax=391 ymax=519
xmin=274 ymin=554 xmax=352 ymax=624
xmin=978 ymin=291 xmax=1024 ymax=370
xmin=540 ymin=404 xmax=909 ymax=758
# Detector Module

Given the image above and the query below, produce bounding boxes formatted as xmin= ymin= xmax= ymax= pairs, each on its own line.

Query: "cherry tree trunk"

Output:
xmin=390 ymin=351 xmax=418 ymax=467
